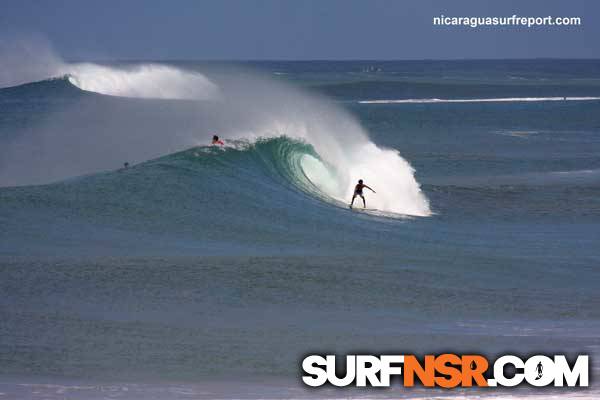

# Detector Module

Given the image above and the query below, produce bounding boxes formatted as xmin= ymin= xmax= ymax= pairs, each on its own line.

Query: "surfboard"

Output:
xmin=348 ymin=206 xmax=377 ymax=211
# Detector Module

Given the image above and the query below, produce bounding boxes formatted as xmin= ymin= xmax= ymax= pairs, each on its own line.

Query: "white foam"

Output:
xmin=0 ymin=39 xmax=219 ymax=100
xmin=359 ymin=97 xmax=600 ymax=104
xmin=0 ymin=40 xmax=431 ymax=216
xmin=300 ymin=154 xmax=343 ymax=196
xmin=3 ymin=379 xmax=599 ymax=400
xmin=243 ymin=116 xmax=430 ymax=217
xmin=64 ymin=63 xmax=220 ymax=100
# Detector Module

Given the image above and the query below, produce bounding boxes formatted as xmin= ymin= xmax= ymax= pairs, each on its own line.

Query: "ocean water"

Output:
xmin=1 ymin=59 xmax=600 ymax=399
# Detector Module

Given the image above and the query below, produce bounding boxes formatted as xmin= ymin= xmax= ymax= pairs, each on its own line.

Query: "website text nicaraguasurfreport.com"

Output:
xmin=433 ymin=15 xmax=581 ymax=28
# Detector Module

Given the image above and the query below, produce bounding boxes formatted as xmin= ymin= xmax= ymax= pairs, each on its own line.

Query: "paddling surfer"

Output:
xmin=212 ymin=135 xmax=224 ymax=145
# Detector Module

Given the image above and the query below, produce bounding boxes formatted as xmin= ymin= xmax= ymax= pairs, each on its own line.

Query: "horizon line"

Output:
xmin=64 ymin=57 xmax=600 ymax=63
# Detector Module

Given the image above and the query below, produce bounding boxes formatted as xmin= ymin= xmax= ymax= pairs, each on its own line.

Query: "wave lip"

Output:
xmin=359 ymin=96 xmax=600 ymax=104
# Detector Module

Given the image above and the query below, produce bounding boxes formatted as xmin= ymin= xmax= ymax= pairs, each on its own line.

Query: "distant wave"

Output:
xmin=0 ymin=60 xmax=431 ymax=216
xmin=359 ymin=96 xmax=600 ymax=104
xmin=0 ymin=39 xmax=220 ymax=101
xmin=0 ymin=63 xmax=220 ymax=101
xmin=64 ymin=63 xmax=220 ymax=100
xmin=494 ymin=130 xmax=540 ymax=138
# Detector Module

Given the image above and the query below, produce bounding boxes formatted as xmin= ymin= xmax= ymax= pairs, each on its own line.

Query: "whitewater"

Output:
xmin=2 ymin=52 xmax=600 ymax=400
xmin=359 ymin=96 xmax=600 ymax=104
xmin=0 ymin=47 xmax=431 ymax=216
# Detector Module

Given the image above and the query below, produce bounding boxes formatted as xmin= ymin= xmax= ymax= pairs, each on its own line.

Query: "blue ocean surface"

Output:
xmin=1 ymin=60 xmax=599 ymax=399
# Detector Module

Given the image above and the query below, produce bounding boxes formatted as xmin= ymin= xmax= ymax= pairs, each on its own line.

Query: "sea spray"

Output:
xmin=208 ymin=74 xmax=431 ymax=216
xmin=0 ymin=40 xmax=430 ymax=216
xmin=0 ymin=38 xmax=219 ymax=100
xmin=64 ymin=63 xmax=220 ymax=100
xmin=0 ymin=35 xmax=63 ymax=88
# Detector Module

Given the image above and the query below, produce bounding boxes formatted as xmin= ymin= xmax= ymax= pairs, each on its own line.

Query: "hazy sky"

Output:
xmin=1 ymin=0 xmax=598 ymax=60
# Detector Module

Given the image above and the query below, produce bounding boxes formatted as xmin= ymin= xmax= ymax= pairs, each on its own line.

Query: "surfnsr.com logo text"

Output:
xmin=302 ymin=354 xmax=589 ymax=388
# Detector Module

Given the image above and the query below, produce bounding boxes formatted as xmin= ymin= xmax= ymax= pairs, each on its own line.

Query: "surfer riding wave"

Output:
xmin=350 ymin=179 xmax=375 ymax=209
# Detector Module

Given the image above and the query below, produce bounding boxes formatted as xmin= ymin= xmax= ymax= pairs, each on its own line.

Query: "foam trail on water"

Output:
xmin=360 ymin=97 xmax=600 ymax=104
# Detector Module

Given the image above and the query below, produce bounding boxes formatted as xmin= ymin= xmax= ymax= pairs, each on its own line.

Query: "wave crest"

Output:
xmin=0 ymin=39 xmax=430 ymax=216
xmin=64 ymin=63 xmax=220 ymax=100
xmin=191 ymin=137 xmax=430 ymax=217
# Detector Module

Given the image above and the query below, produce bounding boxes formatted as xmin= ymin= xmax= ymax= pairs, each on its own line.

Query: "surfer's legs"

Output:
xmin=361 ymin=195 xmax=366 ymax=208
xmin=350 ymin=194 xmax=356 ymax=207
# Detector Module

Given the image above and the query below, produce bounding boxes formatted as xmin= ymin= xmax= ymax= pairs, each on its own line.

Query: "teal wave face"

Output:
xmin=166 ymin=137 xmax=330 ymax=200
xmin=0 ymin=137 xmax=408 ymax=257
xmin=217 ymin=137 xmax=341 ymax=203
xmin=2 ymin=60 xmax=600 ymax=388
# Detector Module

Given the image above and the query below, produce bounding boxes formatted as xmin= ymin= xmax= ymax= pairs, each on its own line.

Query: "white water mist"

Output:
xmin=0 ymin=39 xmax=430 ymax=216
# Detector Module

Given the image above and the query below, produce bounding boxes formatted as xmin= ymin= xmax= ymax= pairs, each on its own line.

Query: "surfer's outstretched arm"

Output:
xmin=365 ymin=185 xmax=376 ymax=193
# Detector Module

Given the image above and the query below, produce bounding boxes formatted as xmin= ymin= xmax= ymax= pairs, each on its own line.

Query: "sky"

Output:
xmin=0 ymin=0 xmax=598 ymax=60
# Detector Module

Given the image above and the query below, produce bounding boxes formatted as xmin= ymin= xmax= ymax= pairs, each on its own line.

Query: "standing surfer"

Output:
xmin=350 ymin=179 xmax=375 ymax=208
